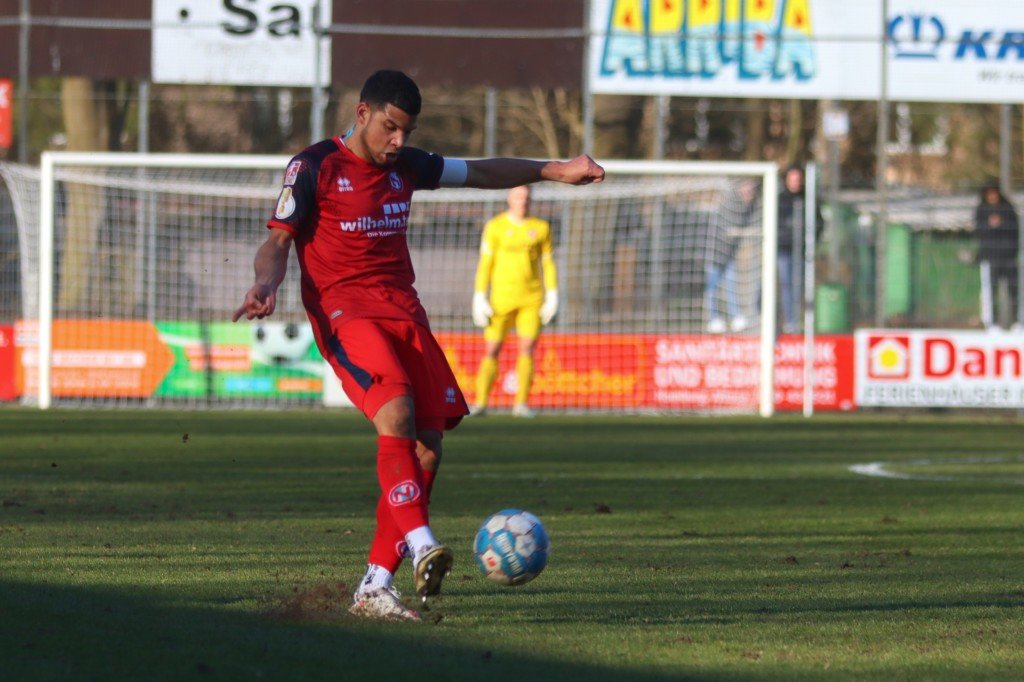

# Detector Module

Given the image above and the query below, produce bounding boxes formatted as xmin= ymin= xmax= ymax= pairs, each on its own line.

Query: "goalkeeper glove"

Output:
xmin=540 ymin=289 xmax=559 ymax=325
xmin=472 ymin=291 xmax=493 ymax=328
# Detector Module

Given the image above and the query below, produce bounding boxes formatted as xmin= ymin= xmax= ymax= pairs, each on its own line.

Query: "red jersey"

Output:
xmin=267 ymin=137 xmax=444 ymax=328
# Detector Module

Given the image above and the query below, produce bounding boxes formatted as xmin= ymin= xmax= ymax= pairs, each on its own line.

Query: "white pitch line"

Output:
xmin=848 ymin=461 xmax=954 ymax=482
xmin=849 ymin=456 xmax=1024 ymax=483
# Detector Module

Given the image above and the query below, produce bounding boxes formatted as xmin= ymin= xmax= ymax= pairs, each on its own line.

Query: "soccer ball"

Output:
xmin=251 ymin=322 xmax=314 ymax=366
xmin=473 ymin=509 xmax=549 ymax=586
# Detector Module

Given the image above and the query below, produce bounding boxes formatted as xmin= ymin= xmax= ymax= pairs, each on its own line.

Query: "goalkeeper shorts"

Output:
xmin=484 ymin=303 xmax=542 ymax=343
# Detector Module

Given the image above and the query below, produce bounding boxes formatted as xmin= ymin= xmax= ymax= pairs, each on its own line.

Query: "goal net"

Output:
xmin=1 ymin=153 xmax=779 ymax=414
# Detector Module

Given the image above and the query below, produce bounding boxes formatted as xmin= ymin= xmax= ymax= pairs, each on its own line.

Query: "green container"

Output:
xmin=815 ymin=283 xmax=849 ymax=332
xmin=884 ymin=223 xmax=913 ymax=321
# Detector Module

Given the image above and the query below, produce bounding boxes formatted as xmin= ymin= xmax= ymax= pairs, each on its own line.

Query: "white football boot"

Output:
xmin=348 ymin=586 xmax=422 ymax=621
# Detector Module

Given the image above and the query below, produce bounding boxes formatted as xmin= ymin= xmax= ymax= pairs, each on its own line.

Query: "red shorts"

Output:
xmin=310 ymin=316 xmax=467 ymax=432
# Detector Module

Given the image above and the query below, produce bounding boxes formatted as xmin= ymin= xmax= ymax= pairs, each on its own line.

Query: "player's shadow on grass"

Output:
xmin=0 ymin=579 xmax=690 ymax=682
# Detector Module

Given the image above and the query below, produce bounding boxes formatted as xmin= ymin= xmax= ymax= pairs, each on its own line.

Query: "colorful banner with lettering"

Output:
xmin=14 ymin=320 xmax=323 ymax=400
xmin=590 ymin=0 xmax=1024 ymax=103
xmin=154 ymin=321 xmax=323 ymax=399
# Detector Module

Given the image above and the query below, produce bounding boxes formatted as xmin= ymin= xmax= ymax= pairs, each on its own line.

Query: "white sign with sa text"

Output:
xmin=152 ymin=0 xmax=331 ymax=86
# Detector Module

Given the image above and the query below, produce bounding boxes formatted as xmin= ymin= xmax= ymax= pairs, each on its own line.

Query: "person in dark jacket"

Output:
xmin=777 ymin=165 xmax=810 ymax=333
xmin=975 ymin=183 xmax=1020 ymax=329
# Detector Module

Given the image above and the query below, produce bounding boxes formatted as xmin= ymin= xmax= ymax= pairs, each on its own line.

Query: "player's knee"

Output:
xmin=373 ymin=396 xmax=416 ymax=438
xmin=416 ymin=431 xmax=442 ymax=471
xmin=484 ymin=341 xmax=503 ymax=359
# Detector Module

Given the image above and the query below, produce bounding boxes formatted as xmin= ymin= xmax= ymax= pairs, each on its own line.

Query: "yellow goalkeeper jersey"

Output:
xmin=474 ymin=212 xmax=557 ymax=311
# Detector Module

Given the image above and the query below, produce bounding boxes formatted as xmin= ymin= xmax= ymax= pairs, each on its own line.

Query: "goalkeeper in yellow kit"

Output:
xmin=471 ymin=185 xmax=558 ymax=417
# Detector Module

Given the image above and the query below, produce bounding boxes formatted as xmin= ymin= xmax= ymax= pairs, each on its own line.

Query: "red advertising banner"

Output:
xmin=0 ymin=325 xmax=16 ymax=400
xmin=0 ymin=79 xmax=12 ymax=149
xmin=773 ymin=336 xmax=856 ymax=411
xmin=438 ymin=333 xmax=646 ymax=410
xmin=437 ymin=332 xmax=856 ymax=412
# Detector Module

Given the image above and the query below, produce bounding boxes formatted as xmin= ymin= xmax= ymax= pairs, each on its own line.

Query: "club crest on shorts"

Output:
xmin=388 ymin=171 xmax=403 ymax=191
xmin=388 ymin=480 xmax=420 ymax=506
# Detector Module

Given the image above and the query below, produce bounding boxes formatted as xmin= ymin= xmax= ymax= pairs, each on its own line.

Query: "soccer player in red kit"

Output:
xmin=234 ymin=70 xmax=604 ymax=621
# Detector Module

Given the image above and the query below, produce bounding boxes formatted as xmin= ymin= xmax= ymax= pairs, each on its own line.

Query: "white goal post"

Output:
xmin=18 ymin=152 xmax=779 ymax=415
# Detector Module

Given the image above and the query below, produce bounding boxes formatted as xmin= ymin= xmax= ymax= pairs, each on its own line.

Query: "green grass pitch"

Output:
xmin=2 ymin=408 xmax=1022 ymax=680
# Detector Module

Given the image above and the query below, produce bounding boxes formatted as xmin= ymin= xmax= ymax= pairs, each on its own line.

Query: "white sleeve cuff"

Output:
xmin=439 ymin=158 xmax=468 ymax=187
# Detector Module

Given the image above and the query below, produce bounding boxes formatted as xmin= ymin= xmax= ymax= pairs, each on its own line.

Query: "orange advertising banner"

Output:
xmin=16 ymin=320 xmax=176 ymax=398
xmin=437 ymin=332 xmax=855 ymax=412
xmin=0 ymin=79 xmax=11 ymax=149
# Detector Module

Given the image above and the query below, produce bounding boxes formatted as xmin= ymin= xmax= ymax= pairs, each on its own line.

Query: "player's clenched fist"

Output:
xmin=550 ymin=154 xmax=605 ymax=186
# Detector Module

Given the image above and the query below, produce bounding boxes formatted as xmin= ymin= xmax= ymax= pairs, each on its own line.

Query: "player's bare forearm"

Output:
xmin=232 ymin=229 xmax=293 ymax=322
xmin=465 ymin=155 xmax=605 ymax=189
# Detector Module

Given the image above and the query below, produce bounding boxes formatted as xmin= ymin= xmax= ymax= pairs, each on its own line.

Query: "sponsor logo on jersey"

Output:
xmin=338 ymin=202 xmax=411 ymax=236
xmin=388 ymin=171 xmax=403 ymax=191
xmin=284 ymin=160 xmax=302 ymax=186
xmin=445 ymin=386 xmax=456 ymax=404
xmin=274 ymin=187 xmax=295 ymax=219
xmin=388 ymin=480 xmax=420 ymax=506
xmin=336 ymin=176 xmax=352 ymax=192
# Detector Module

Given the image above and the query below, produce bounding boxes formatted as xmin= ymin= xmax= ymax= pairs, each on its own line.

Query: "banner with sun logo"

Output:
xmin=857 ymin=330 xmax=1024 ymax=407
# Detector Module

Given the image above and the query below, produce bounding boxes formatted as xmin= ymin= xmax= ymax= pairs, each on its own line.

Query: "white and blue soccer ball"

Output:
xmin=474 ymin=509 xmax=549 ymax=586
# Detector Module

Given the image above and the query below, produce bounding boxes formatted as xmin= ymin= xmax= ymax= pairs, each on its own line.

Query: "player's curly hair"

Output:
xmin=360 ymin=70 xmax=422 ymax=117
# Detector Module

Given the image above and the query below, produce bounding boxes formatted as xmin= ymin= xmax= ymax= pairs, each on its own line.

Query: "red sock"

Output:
xmin=368 ymin=493 xmax=406 ymax=572
xmin=368 ymin=436 xmax=427 ymax=567
xmin=367 ymin=451 xmax=439 ymax=571
xmin=421 ymin=467 xmax=436 ymax=503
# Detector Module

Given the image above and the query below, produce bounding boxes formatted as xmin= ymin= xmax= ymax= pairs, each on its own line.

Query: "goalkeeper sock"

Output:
xmin=476 ymin=356 xmax=498 ymax=407
xmin=515 ymin=353 xmax=534 ymax=406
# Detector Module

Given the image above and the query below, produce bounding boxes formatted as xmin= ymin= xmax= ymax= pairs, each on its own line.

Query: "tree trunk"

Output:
xmin=58 ymin=77 xmax=110 ymax=313
xmin=746 ymin=101 xmax=764 ymax=161
xmin=785 ymin=99 xmax=803 ymax=164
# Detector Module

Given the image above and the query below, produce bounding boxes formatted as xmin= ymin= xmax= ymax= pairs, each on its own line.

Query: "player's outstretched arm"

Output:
xmin=232 ymin=228 xmax=294 ymax=322
xmin=464 ymin=154 xmax=604 ymax=189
